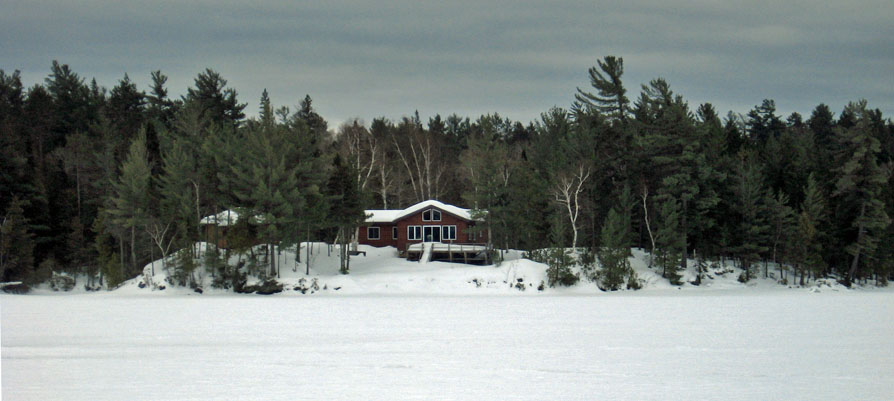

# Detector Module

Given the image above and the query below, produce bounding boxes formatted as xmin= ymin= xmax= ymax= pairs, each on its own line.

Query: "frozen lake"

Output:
xmin=2 ymin=292 xmax=893 ymax=400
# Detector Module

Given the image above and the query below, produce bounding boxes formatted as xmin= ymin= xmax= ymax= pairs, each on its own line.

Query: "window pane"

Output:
xmin=432 ymin=210 xmax=441 ymax=221
xmin=422 ymin=210 xmax=430 ymax=221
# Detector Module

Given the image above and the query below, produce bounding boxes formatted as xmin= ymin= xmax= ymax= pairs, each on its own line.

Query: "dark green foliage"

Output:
xmin=746 ymin=99 xmax=785 ymax=144
xmin=655 ymin=197 xmax=683 ymax=285
xmin=183 ymin=69 xmax=245 ymax=130
xmin=794 ymin=174 xmax=827 ymax=285
xmin=597 ymin=207 xmax=635 ymax=290
xmin=1 ymin=197 xmax=35 ymax=282
xmin=237 ymin=278 xmax=283 ymax=295
xmin=544 ymin=248 xmax=579 ymax=287
xmin=167 ymin=248 xmax=197 ymax=287
xmin=1 ymin=59 xmax=891 ymax=290
xmin=832 ymin=101 xmax=891 ymax=285
xmin=731 ymin=155 xmax=770 ymax=282
xmin=574 ymin=56 xmax=629 ymax=122
xmin=324 ymin=154 xmax=366 ymax=274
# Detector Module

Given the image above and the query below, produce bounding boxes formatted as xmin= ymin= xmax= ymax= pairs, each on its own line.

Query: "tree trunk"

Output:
xmin=131 ymin=225 xmax=136 ymax=275
xmin=306 ymin=227 xmax=311 ymax=275
xmin=641 ymin=188 xmax=656 ymax=268
xmin=847 ymin=203 xmax=867 ymax=286
xmin=680 ymin=198 xmax=688 ymax=271
xmin=75 ymin=163 xmax=81 ymax=221
xmin=119 ymin=236 xmax=125 ymax=279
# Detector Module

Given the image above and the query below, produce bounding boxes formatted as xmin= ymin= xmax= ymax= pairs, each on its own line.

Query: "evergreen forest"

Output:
xmin=1 ymin=57 xmax=892 ymax=290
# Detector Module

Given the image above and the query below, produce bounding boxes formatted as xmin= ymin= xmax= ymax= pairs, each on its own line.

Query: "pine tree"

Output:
xmin=183 ymin=69 xmax=246 ymax=130
xmin=106 ymin=131 xmax=152 ymax=276
xmin=766 ymin=191 xmax=795 ymax=280
xmin=1 ymin=197 xmax=35 ymax=282
xmin=597 ymin=207 xmax=634 ymax=290
xmin=732 ymin=155 xmax=770 ymax=282
xmin=574 ymin=56 xmax=629 ymax=122
xmin=655 ymin=197 xmax=683 ymax=285
xmin=325 ymin=154 xmax=366 ymax=274
xmin=795 ymin=173 xmax=826 ymax=285
xmin=146 ymin=70 xmax=177 ymax=130
xmin=832 ymin=100 xmax=890 ymax=286
xmin=746 ymin=99 xmax=785 ymax=144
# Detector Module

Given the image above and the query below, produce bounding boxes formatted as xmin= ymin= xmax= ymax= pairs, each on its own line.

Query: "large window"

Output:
xmin=442 ymin=225 xmax=457 ymax=241
xmin=392 ymin=226 xmax=398 ymax=239
xmin=422 ymin=209 xmax=441 ymax=221
xmin=407 ymin=225 xmax=422 ymax=240
xmin=367 ymin=226 xmax=380 ymax=240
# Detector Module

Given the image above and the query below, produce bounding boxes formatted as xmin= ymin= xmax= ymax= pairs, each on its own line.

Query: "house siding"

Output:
xmin=359 ymin=205 xmax=487 ymax=252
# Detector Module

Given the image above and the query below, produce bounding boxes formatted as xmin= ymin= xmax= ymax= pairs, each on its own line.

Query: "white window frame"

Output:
xmin=408 ymin=225 xmax=422 ymax=240
xmin=367 ymin=226 xmax=380 ymax=240
xmin=422 ymin=209 xmax=442 ymax=222
xmin=392 ymin=226 xmax=398 ymax=239
xmin=442 ymin=225 xmax=457 ymax=241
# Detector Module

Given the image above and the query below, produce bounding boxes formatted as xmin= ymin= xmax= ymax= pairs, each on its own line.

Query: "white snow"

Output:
xmin=3 ymin=292 xmax=893 ymax=400
xmin=3 ymin=245 xmax=893 ymax=399
xmin=199 ymin=209 xmax=241 ymax=226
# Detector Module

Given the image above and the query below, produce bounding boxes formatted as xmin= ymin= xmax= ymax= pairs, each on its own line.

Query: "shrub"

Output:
xmin=50 ymin=272 xmax=76 ymax=292
xmin=626 ymin=272 xmax=643 ymax=290
xmin=547 ymin=264 xmax=579 ymax=287
xmin=237 ymin=279 xmax=283 ymax=295
xmin=0 ymin=282 xmax=30 ymax=294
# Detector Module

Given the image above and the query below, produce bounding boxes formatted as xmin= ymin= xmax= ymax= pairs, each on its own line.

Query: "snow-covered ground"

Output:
xmin=4 ymin=245 xmax=893 ymax=399
xmin=65 ymin=244 xmax=884 ymax=296
xmin=2 ymin=292 xmax=893 ymax=400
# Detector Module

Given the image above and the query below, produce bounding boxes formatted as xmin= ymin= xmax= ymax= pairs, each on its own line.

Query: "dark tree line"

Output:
xmin=1 ymin=57 xmax=891 ymax=289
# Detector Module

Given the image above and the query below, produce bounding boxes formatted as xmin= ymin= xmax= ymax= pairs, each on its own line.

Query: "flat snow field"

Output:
xmin=2 ymin=292 xmax=893 ymax=400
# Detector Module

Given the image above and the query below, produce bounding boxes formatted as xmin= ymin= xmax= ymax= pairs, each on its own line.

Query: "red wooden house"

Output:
xmin=358 ymin=200 xmax=488 ymax=258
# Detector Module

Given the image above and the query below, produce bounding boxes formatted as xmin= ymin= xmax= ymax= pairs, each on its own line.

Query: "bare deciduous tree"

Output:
xmin=553 ymin=163 xmax=591 ymax=251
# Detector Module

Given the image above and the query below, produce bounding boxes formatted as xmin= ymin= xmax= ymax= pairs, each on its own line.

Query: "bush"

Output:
xmin=237 ymin=278 xmax=283 ymax=295
xmin=547 ymin=264 xmax=579 ymax=287
xmin=29 ymin=258 xmax=58 ymax=285
xmin=50 ymin=272 xmax=76 ymax=291
xmin=626 ymin=272 xmax=642 ymax=290
xmin=169 ymin=249 xmax=197 ymax=287
xmin=0 ymin=282 xmax=30 ymax=294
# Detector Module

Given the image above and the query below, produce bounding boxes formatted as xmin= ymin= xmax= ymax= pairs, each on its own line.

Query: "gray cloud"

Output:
xmin=2 ymin=0 xmax=892 ymax=126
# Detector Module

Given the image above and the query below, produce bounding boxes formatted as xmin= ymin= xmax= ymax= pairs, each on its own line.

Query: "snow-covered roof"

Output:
xmin=364 ymin=200 xmax=478 ymax=224
xmin=365 ymin=209 xmax=403 ymax=224
xmin=200 ymin=209 xmax=254 ymax=226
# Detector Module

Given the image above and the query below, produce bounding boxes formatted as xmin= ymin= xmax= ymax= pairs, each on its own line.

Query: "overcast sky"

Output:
xmin=3 ymin=0 xmax=893 ymax=127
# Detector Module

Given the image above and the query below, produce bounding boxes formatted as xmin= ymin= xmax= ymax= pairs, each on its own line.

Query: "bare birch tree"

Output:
xmin=390 ymin=118 xmax=445 ymax=203
xmin=553 ymin=163 xmax=591 ymax=251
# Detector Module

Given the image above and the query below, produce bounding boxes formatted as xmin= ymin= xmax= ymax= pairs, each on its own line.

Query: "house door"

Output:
xmin=423 ymin=225 xmax=441 ymax=242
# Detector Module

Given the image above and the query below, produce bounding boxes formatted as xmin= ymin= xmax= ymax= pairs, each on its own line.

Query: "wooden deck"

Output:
xmin=405 ymin=242 xmax=490 ymax=264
